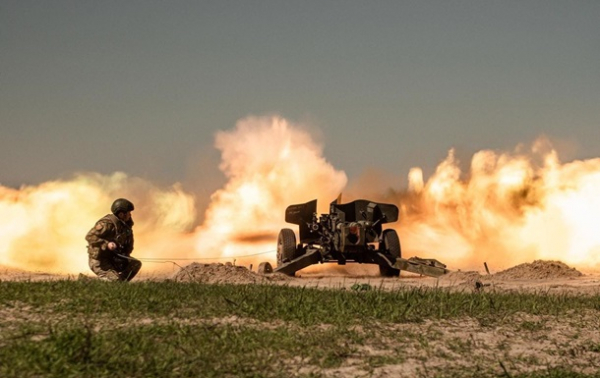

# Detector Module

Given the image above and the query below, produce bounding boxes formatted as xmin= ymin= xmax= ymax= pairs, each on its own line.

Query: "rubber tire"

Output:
xmin=277 ymin=228 xmax=297 ymax=267
xmin=257 ymin=262 xmax=273 ymax=274
xmin=379 ymin=229 xmax=401 ymax=277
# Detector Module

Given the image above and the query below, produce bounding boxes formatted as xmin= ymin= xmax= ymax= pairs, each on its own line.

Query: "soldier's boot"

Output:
xmin=120 ymin=259 xmax=142 ymax=281
xmin=89 ymin=259 xmax=121 ymax=281
xmin=99 ymin=269 xmax=121 ymax=281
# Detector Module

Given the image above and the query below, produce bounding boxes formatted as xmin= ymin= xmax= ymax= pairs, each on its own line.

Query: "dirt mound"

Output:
xmin=493 ymin=260 xmax=583 ymax=280
xmin=171 ymin=262 xmax=291 ymax=284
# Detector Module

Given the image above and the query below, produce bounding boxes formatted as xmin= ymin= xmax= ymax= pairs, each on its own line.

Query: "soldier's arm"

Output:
xmin=119 ymin=232 xmax=134 ymax=256
xmin=85 ymin=220 xmax=115 ymax=252
xmin=122 ymin=242 xmax=134 ymax=256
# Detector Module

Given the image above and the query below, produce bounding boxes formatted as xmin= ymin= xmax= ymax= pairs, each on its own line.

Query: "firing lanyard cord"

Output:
xmin=133 ymin=250 xmax=276 ymax=263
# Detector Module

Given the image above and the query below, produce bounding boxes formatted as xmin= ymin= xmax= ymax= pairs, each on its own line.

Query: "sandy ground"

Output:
xmin=1 ymin=260 xmax=600 ymax=295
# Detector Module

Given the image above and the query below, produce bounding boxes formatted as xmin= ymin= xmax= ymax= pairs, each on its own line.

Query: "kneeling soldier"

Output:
xmin=85 ymin=198 xmax=142 ymax=281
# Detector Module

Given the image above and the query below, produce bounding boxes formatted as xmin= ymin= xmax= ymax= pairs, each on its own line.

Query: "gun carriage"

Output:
xmin=263 ymin=198 xmax=448 ymax=278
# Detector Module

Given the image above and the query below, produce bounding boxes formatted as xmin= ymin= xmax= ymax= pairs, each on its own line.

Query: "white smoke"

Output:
xmin=193 ymin=115 xmax=347 ymax=264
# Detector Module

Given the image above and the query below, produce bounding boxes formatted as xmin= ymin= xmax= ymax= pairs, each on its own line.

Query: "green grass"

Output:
xmin=1 ymin=280 xmax=599 ymax=377
xmin=2 ymin=280 xmax=598 ymax=324
xmin=2 ymin=323 xmax=367 ymax=378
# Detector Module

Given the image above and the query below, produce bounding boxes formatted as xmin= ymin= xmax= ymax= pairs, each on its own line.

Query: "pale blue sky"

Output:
xmin=1 ymin=1 xmax=599 ymax=191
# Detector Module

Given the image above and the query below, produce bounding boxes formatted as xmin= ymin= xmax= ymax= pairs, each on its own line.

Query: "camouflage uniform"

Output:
xmin=85 ymin=214 xmax=142 ymax=281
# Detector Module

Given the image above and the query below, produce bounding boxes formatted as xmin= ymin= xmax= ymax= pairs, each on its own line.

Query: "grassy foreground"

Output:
xmin=1 ymin=280 xmax=599 ymax=378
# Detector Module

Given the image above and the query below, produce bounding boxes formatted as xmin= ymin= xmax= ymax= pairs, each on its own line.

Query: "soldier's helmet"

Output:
xmin=111 ymin=198 xmax=135 ymax=215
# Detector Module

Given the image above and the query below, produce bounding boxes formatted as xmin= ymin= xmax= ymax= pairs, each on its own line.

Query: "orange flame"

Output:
xmin=0 ymin=172 xmax=196 ymax=273
xmin=2 ymin=117 xmax=600 ymax=275
xmin=397 ymin=139 xmax=600 ymax=270
xmin=193 ymin=116 xmax=347 ymax=266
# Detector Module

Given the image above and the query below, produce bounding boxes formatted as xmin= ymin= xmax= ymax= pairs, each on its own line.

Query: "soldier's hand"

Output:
xmin=107 ymin=242 xmax=117 ymax=251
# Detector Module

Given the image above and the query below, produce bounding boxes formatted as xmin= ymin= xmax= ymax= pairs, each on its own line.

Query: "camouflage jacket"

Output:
xmin=85 ymin=214 xmax=134 ymax=259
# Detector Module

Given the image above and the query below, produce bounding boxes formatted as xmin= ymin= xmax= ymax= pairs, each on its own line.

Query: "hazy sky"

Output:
xmin=1 ymin=1 xmax=599 ymax=190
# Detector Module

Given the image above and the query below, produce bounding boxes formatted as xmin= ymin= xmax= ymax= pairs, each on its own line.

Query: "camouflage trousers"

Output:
xmin=88 ymin=254 xmax=142 ymax=282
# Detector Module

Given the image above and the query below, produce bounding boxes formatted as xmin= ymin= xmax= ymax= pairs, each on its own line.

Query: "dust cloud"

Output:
xmin=2 ymin=117 xmax=600 ymax=275
xmin=192 ymin=116 xmax=347 ymax=266
xmin=388 ymin=139 xmax=600 ymax=270
xmin=0 ymin=172 xmax=196 ymax=273
xmin=0 ymin=116 xmax=347 ymax=273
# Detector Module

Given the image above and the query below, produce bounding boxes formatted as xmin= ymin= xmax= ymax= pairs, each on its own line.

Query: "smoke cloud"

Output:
xmin=394 ymin=139 xmax=600 ymax=270
xmin=193 ymin=116 xmax=347 ymax=265
xmin=2 ymin=117 xmax=600 ymax=275
xmin=0 ymin=172 xmax=196 ymax=273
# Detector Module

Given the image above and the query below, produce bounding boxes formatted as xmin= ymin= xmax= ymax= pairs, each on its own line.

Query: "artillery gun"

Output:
xmin=261 ymin=198 xmax=449 ymax=277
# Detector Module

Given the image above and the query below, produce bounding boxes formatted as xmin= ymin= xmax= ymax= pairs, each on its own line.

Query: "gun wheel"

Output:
xmin=379 ymin=229 xmax=401 ymax=277
xmin=277 ymin=228 xmax=298 ymax=267
xmin=257 ymin=262 xmax=273 ymax=275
